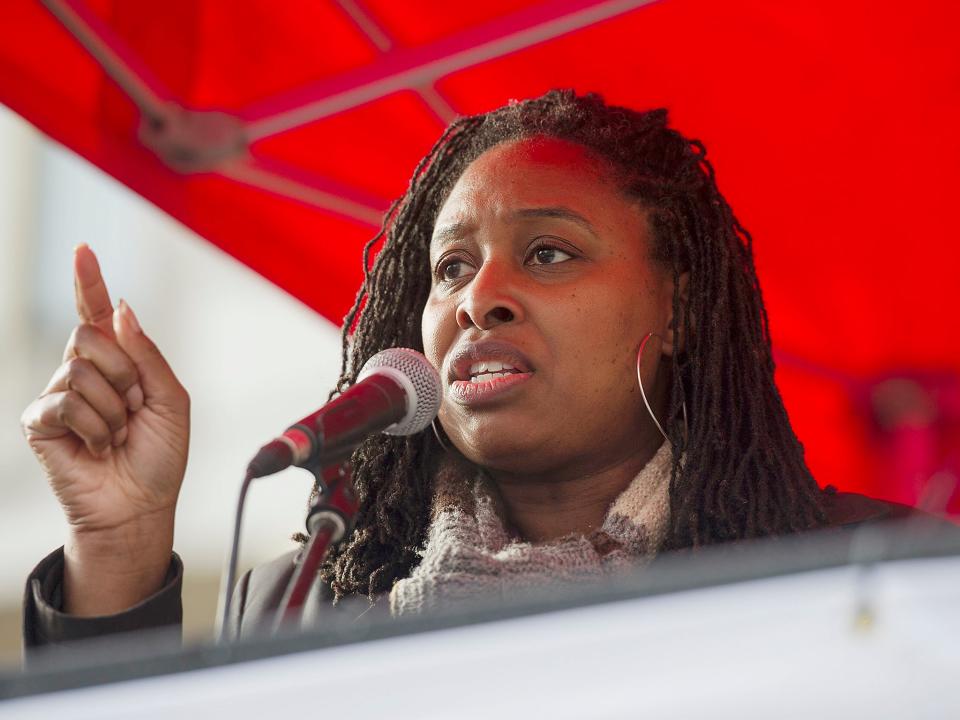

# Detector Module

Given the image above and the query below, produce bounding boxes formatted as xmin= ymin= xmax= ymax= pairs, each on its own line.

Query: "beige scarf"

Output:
xmin=389 ymin=441 xmax=674 ymax=616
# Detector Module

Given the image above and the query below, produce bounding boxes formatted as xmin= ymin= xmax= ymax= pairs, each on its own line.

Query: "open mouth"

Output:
xmin=446 ymin=340 xmax=536 ymax=405
xmin=467 ymin=360 xmax=522 ymax=383
xmin=449 ymin=341 xmax=534 ymax=384
xmin=450 ymin=365 xmax=533 ymax=405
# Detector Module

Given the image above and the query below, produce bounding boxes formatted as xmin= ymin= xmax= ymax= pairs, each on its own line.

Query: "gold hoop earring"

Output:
xmin=637 ymin=332 xmax=689 ymax=445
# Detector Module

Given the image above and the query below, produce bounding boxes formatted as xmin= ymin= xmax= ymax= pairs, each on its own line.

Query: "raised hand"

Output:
xmin=20 ymin=245 xmax=190 ymax=614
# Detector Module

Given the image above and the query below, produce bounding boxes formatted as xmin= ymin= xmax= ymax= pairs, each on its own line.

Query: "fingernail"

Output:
xmin=119 ymin=298 xmax=142 ymax=334
xmin=73 ymin=243 xmax=89 ymax=254
xmin=112 ymin=426 xmax=128 ymax=447
xmin=126 ymin=384 xmax=144 ymax=412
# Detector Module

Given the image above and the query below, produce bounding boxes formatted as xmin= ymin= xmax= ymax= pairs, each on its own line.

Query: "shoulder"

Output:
xmin=820 ymin=486 xmax=955 ymax=529
xmin=230 ymin=550 xmax=300 ymax=637
xmin=232 ymin=550 xmax=382 ymax=637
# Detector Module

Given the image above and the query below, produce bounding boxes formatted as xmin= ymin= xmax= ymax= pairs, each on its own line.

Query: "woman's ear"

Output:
xmin=661 ymin=271 xmax=689 ymax=357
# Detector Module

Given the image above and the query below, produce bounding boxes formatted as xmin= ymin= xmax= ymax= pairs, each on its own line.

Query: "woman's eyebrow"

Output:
xmin=432 ymin=207 xmax=597 ymax=246
xmin=512 ymin=207 xmax=599 ymax=237
xmin=431 ymin=221 xmax=470 ymax=247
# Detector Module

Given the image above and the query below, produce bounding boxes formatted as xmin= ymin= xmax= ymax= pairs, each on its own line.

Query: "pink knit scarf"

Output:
xmin=389 ymin=441 xmax=674 ymax=616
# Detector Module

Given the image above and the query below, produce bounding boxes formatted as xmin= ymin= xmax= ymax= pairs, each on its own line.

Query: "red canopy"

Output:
xmin=3 ymin=0 xmax=959 ymax=511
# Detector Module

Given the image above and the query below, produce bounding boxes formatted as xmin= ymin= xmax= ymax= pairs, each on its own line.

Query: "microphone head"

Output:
xmin=357 ymin=348 xmax=441 ymax=436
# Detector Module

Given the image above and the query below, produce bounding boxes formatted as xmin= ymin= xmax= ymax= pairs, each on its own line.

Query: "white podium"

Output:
xmin=3 ymin=522 xmax=958 ymax=719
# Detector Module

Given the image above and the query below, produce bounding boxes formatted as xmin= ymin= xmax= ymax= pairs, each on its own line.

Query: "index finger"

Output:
xmin=74 ymin=244 xmax=115 ymax=338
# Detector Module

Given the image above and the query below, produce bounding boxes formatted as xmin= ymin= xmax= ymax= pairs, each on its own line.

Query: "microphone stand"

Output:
xmin=272 ymin=460 xmax=358 ymax=633
xmin=215 ymin=459 xmax=358 ymax=643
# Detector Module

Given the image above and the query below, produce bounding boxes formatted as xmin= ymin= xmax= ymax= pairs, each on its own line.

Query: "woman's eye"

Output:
xmin=529 ymin=246 xmax=574 ymax=265
xmin=439 ymin=258 xmax=474 ymax=281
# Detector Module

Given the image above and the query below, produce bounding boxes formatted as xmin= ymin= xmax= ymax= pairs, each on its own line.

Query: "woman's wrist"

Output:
xmin=63 ymin=511 xmax=176 ymax=616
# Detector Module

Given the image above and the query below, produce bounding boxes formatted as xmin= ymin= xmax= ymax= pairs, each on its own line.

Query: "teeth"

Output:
xmin=470 ymin=371 xmax=513 ymax=383
xmin=468 ymin=360 xmax=516 ymax=375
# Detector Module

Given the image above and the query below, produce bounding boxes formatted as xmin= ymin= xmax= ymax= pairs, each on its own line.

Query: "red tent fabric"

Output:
xmin=3 ymin=0 xmax=959 ymax=511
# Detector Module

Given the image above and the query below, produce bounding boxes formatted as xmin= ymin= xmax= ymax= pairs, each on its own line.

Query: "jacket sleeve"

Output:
xmin=23 ymin=546 xmax=183 ymax=650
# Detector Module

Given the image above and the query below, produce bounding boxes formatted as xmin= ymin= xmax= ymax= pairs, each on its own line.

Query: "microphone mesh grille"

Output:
xmin=357 ymin=348 xmax=441 ymax=436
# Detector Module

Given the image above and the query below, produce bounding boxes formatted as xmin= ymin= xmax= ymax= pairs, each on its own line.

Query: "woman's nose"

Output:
xmin=456 ymin=260 xmax=524 ymax=331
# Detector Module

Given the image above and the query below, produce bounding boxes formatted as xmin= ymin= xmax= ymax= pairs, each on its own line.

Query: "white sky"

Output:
xmin=0 ymin=104 xmax=346 ymax=607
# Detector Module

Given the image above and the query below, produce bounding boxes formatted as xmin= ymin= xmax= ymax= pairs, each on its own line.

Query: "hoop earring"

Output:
xmin=431 ymin=417 xmax=451 ymax=452
xmin=637 ymin=332 xmax=689 ymax=445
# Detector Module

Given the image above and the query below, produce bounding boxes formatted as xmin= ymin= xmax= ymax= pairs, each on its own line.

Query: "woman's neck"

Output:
xmin=487 ymin=438 xmax=665 ymax=542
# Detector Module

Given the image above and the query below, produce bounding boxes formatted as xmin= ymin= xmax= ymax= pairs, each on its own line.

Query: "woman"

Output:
xmin=22 ymin=91 xmax=904 ymax=644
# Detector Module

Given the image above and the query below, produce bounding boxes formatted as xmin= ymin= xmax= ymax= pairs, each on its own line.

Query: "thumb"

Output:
xmin=112 ymin=299 xmax=186 ymax=410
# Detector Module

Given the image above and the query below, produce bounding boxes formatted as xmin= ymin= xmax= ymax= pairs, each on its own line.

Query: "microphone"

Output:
xmin=246 ymin=348 xmax=441 ymax=479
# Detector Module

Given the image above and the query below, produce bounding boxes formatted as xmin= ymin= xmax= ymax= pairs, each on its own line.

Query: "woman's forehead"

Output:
xmin=471 ymin=136 xmax=608 ymax=178
xmin=495 ymin=135 xmax=601 ymax=163
xmin=434 ymin=137 xmax=618 ymax=227
xmin=430 ymin=138 xmax=647 ymax=253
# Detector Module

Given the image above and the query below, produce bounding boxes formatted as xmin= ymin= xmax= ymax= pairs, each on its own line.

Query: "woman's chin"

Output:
xmin=440 ymin=396 xmax=589 ymax=474
xmin=445 ymin=426 xmax=567 ymax=477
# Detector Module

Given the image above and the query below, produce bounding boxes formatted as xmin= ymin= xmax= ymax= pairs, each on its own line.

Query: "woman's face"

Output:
xmin=422 ymin=137 xmax=680 ymax=479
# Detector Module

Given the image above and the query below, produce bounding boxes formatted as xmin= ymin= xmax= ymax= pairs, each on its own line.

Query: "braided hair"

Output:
xmin=317 ymin=90 xmax=826 ymax=600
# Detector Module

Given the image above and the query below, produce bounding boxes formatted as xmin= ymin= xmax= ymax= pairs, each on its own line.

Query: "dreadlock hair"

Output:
xmin=318 ymin=89 xmax=826 ymax=601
